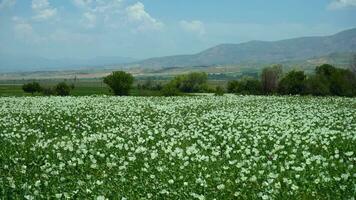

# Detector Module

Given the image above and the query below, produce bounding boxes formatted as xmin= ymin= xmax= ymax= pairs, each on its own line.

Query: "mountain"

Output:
xmin=135 ymin=28 xmax=356 ymax=68
xmin=0 ymin=55 xmax=137 ymax=73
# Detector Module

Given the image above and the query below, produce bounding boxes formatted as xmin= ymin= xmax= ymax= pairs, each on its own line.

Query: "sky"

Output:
xmin=0 ymin=0 xmax=356 ymax=60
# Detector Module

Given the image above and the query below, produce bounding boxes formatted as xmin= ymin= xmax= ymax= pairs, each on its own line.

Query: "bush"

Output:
xmin=55 ymin=82 xmax=71 ymax=96
xmin=138 ymin=80 xmax=163 ymax=91
xmin=227 ymin=80 xmax=239 ymax=93
xmin=22 ymin=82 xmax=42 ymax=95
xmin=161 ymin=83 xmax=180 ymax=96
xmin=278 ymin=70 xmax=307 ymax=95
xmin=228 ymin=78 xmax=262 ymax=95
xmin=171 ymin=72 xmax=208 ymax=93
xmin=104 ymin=71 xmax=134 ymax=96
xmin=42 ymin=87 xmax=56 ymax=96
xmin=214 ymin=86 xmax=225 ymax=96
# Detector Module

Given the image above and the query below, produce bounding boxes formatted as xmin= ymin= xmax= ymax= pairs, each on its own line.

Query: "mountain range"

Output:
xmin=133 ymin=28 xmax=356 ymax=68
xmin=1 ymin=28 xmax=356 ymax=73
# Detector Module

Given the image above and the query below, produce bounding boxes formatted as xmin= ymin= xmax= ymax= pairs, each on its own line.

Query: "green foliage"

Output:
xmin=55 ymin=82 xmax=71 ymax=96
xmin=137 ymin=79 xmax=163 ymax=91
xmin=161 ymin=83 xmax=180 ymax=96
xmin=171 ymin=72 xmax=208 ymax=93
xmin=305 ymin=75 xmax=330 ymax=96
xmin=22 ymin=82 xmax=42 ymax=95
xmin=227 ymin=80 xmax=239 ymax=93
xmin=278 ymin=71 xmax=307 ymax=95
xmin=42 ymin=87 xmax=56 ymax=96
xmin=315 ymin=64 xmax=356 ymax=97
xmin=228 ymin=78 xmax=262 ymax=95
xmin=261 ymin=65 xmax=283 ymax=94
xmin=214 ymin=86 xmax=225 ymax=96
xmin=104 ymin=71 xmax=134 ymax=96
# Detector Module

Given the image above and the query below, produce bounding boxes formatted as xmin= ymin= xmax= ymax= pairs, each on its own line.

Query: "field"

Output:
xmin=0 ymin=96 xmax=355 ymax=199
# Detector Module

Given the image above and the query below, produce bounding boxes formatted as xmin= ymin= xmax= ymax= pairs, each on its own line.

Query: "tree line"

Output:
xmin=22 ymin=82 xmax=74 ymax=96
xmin=228 ymin=64 xmax=356 ymax=97
xmin=22 ymin=63 xmax=356 ymax=97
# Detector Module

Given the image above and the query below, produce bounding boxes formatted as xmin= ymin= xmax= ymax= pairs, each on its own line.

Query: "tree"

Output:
xmin=171 ymin=72 xmax=208 ymax=93
xmin=161 ymin=83 xmax=180 ymax=96
xmin=227 ymin=80 xmax=239 ymax=93
xmin=104 ymin=71 xmax=134 ymax=96
xmin=227 ymin=78 xmax=262 ymax=95
xmin=305 ymin=75 xmax=330 ymax=96
xmin=315 ymin=64 xmax=356 ymax=96
xmin=350 ymin=54 xmax=356 ymax=75
xmin=214 ymin=86 xmax=225 ymax=96
xmin=22 ymin=82 xmax=42 ymax=95
xmin=278 ymin=70 xmax=307 ymax=95
xmin=237 ymin=77 xmax=262 ymax=95
xmin=42 ymin=87 xmax=56 ymax=96
xmin=55 ymin=82 xmax=71 ymax=96
xmin=261 ymin=65 xmax=283 ymax=94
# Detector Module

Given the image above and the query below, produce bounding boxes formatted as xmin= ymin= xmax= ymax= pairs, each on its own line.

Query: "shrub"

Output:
xmin=104 ymin=71 xmax=134 ymax=96
xmin=138 ymin=80 xmax=163 ymax=91
xmin=227 ymin=80 xmax=239 ymax=93
xmin=55 ymin=82 xmax=71 ymax=96
xmin=161 ymin=83 xmax=180 ymax=96
xmin=214 ymin=86 xmax=225 ymax=96
xmin=22 ymin=82 xmax=42 ymax=95
xmin=42 ymin=87 xmax=56 ymax=96
xmin=171 ymin=72 xmax=208 ymax=93
xmin=229 ymin=78 xmax=262 ymax=95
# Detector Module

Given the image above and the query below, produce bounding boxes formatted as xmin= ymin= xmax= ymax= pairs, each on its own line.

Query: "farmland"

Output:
xmin=0 ymin=96 xmax=355 ymax=199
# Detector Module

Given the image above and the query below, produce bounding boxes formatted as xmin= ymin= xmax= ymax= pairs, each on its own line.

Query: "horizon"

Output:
xmin=1 ymin=0 xmax=356 ymax=61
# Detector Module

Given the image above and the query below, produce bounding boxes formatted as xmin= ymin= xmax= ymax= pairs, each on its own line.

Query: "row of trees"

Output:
xmin=22 ymin=63 xmax=355 ymax=97
xmin=228 ymin=64 xmax=356 ymax=97
xmin=22 ymin=82 xmax=73 ymax=96
xmin=103 ymin=71 xmax=212 ymax=96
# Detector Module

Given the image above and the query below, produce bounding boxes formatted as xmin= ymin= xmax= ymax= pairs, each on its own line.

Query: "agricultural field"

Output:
xmin=0 ymin=96 xmax=355 ymax=199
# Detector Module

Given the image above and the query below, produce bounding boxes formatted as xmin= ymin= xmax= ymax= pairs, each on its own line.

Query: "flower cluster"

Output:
xmin=0 ymin=96 xmax=355 ymax=199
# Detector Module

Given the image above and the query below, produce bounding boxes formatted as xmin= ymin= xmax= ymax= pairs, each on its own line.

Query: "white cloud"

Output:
xmin=327 ymin=0 xmax=356 ymax=10
xmin=0 ymin=0 xmax=16 ymax=9
xmin=72 ymin=0 xmax=123 ymax=28
xmin=72 ymin=0 xmax=122 ymax=13
xmin=180 ymin=20 xmax=206 ymax=36
xmin=32 ymin=0 xmax=57 ymax=21
xmin=72 ymin=0 xmax=92 ymax=8
xmin=92 ymin=0 xmax=122 ymax=14
xmin=126 ymin=2 xmax=163 ymax=31
xmin=82 ymin=12 xmax=97 ymax=28
xmin=71 ymin=0 xmax=162 ymax=31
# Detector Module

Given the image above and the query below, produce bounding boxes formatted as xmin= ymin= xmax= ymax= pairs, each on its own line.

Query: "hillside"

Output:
xmin=135 ymin=28 xmax=356 ymax=68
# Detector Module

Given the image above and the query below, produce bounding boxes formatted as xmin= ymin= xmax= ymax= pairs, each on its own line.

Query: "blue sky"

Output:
xmin=0 ymin=0 xmax=356 ymax=59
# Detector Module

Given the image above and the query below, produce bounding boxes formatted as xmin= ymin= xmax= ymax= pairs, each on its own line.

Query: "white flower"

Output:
xmin=345 ymin=151 xmax=354 ymax=157
xmin=217 ymin=184 xmax=225 ymax=190
xmin=96 ymin=195 xmax=106 ymax=200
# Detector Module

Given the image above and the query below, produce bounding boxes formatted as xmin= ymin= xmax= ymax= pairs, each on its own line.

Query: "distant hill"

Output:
xmin=134 ymin=28 xmax=356 ymax=68
xmin=0 ymin=55 xmax=137 ymax=73
xmin=2 ymin=28 xmax=356 ymax=73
